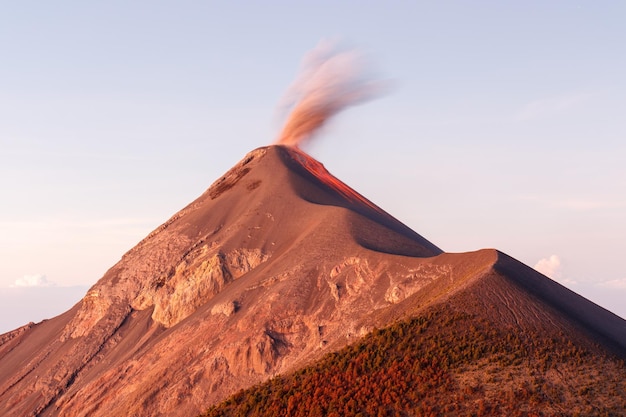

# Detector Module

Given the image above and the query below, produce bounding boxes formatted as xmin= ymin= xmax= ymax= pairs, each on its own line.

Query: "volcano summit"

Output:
xmin=1 ymin=146 xmax=625 ymax=416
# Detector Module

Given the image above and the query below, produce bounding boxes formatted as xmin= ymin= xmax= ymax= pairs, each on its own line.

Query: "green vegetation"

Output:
xmin=201 ymin=307 xmax=626 ymax=417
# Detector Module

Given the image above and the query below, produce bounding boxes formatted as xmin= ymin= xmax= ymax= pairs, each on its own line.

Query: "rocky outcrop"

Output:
xmin=133 ymin=246 xmax=269 ymax=327
xmin=385 ymin=263 xmax=452 ymax=304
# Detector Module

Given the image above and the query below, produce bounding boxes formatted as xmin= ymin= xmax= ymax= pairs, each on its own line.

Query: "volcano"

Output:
xmin=1 ymin=146 xmax=625 ymax=416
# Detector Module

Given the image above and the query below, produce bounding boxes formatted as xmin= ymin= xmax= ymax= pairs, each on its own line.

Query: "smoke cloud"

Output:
xmin=276 ymin=40 xmax=386 ymax=148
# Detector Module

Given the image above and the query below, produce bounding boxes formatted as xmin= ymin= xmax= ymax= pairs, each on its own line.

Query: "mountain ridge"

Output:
xmin=0 ymin=145 xmax=624 ymax=416
xmin=494 ymin=250 xmax=626 ymax=354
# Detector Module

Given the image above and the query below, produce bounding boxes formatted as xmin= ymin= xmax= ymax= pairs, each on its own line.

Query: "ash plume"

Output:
xmin=276 ymin=40 xmax=386 ymax=148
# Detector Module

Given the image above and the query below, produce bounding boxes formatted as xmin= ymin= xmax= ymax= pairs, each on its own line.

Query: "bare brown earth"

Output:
xmin=204 ymin=275 xmax=626 ymax=416
xmin=0 ymin=145 xmax=624 ymax=417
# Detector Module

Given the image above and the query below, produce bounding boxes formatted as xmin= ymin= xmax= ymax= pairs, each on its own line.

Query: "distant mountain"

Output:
xmin=1 ymin=146 xmax=624 ymax=416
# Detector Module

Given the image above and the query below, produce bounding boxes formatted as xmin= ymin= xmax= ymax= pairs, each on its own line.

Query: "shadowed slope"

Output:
xmin=277 ymin=146 xmax=442 ymax=257
xmin=495 ymin=251 xmax=626 ymax=355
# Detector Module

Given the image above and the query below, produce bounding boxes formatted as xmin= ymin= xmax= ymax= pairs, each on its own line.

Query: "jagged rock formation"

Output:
xmin=0 ymin=146 xmax=624 ymax=417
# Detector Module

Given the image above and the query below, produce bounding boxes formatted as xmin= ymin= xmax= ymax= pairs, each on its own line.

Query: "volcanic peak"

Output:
xmin=1 ymin=145 xmax=625 ymax=417
xmin=273 ymin=145 xmax=442 ymax=257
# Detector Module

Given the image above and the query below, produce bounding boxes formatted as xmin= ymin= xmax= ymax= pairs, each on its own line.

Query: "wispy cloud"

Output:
xmin=552 ymin=199 xmax=625 ymax=211
xmin=514 ymin=92 xmax=592 ymax=122
xmin=597 ymin=278 xmax=626 ymax=290
xmin=0 ymin=217 xmax=160 ymax=248
xmin=2 ymin=145 xmax=146 ymax=162
xmin=513 ymin=194 xmax=625 ymax=212
xmin=0 ymin=217 xmax=159 ymax=233
xmin=10 ymin=274 xmax=56 ymax=288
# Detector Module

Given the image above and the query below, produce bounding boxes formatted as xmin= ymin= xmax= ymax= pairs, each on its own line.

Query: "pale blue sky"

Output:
xmin=1 ymin=1 xmax=625 ymax=332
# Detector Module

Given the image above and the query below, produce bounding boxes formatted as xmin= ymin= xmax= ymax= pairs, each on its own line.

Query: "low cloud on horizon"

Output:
xmin=532 ymin=255 xmax=626 ymax=319
xmin=0 ymin=284 xmax=90 ymax=334
xmin=10 ymin=274 xmax=56 ymax=288
xmin=534 ymin=255 xmax=564 ymax=281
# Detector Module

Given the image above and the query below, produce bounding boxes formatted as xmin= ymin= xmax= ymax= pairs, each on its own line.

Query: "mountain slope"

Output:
xmin=0 ymin=146 xmax=624 ymax=417
xmin=203 ymin=284 xmax=626 ymax=417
